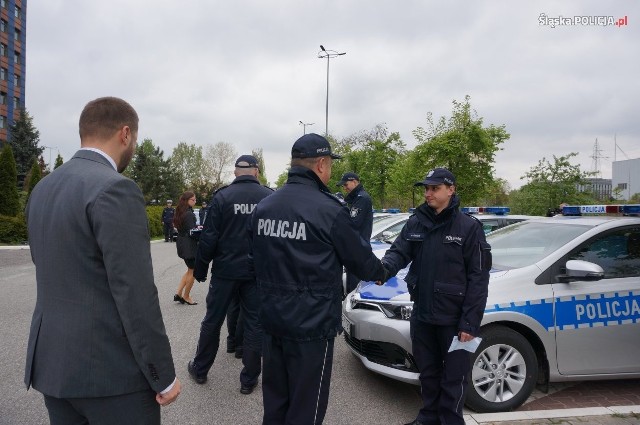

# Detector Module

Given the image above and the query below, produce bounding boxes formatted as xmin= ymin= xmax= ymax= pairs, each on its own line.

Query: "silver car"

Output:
xmin=342 ymin=214 xmax=640 ymax=412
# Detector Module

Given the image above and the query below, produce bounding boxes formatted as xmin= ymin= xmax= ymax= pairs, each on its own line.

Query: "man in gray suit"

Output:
xmin=25 ymin=97 xmax=181 ymax=424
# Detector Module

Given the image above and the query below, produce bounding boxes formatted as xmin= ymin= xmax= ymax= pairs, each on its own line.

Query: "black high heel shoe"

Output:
xmin=174 ymin=294 xmax=185 ymax=304
xmin=183 ymin=299 xmax=198 ymax=305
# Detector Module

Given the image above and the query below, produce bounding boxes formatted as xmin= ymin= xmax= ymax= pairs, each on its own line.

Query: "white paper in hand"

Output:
xmin=448 ymin=336 xmax=482 ymax=353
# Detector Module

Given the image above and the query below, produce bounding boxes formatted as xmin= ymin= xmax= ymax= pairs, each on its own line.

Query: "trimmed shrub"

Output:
xmin=0 ymin=214 xmax=28 ymax=244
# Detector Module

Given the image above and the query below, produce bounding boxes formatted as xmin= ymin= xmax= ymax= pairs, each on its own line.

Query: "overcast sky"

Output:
xmin=25 ymin=1 xmax=639 ymax=190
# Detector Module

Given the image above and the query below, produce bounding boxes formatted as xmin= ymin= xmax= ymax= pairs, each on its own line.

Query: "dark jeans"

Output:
xmin=43 ymin=389 xmax=159 ymax=425
xmin=410 ymin=320 xmax=470 ymax=425
xmin=262 ymin=334 xmax=334 ymax=425
xmin=192 ymin=277 xmax=262 ymax=386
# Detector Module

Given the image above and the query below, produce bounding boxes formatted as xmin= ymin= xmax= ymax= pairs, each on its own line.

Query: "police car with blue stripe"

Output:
xmin=342 ymin=204 xmax=640 ymax=413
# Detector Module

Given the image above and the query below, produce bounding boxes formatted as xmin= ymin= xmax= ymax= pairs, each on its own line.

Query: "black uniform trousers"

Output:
xmin=410 ymin=319 xmax=470 ymax=425
xmin=43 ymin=389 xmax=159 ymax=425
xmin=193 ymin=277 xmax=262 ymax=387
xmin=262 ymin=334 xmax=334 ymax=425
xmin=163 ymin=223 xmax=173 ymax=241
xmin=226 ymin=289 xmax=245 ymax=352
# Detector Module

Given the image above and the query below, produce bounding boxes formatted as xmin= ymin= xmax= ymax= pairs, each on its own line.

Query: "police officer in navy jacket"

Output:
xmin=188 ymin=155 xmax=273 ymax=395
xmin=249 ymin=134 xmax=388 ymax=424
xmin=381 ymin=168 xmax=491 ymax=425
xmin=337 ymin=172 xmax=374 ymax=294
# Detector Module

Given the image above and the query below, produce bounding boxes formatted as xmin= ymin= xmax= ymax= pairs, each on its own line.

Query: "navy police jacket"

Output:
xmin=194 ymin=175 xmax=273 ymax=281
xmin=250 ymin=166 xmax=386 ymax=341
xmin=344 ymin=183 xmax=373 ymax=241
xmin=382 ymin=195 xmax=491 ymax=336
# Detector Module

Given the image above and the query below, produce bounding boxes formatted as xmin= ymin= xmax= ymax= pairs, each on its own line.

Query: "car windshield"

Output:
xmin=371 ymin=215 xmax=407 ymax=238
xmin=487 ymin=221 xmax=591 ymax=269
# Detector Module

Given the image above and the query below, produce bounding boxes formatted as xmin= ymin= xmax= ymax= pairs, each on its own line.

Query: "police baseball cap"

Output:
xmin=415 ymin=168 xmax=456 ymax=187
xmin=291 ymin=133 xmax=342 ymax=159
xmin=235 ymin=155 xmax=259 ymax=169
xmin=336 ymin=172 xmax=360 ymax=186
xmin=166 ymin=199 xmax=173 ymax=204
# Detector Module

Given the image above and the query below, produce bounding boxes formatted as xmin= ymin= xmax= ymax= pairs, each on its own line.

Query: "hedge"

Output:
xmin=0 ymin=207 xmax=167 ymax=245
xmin=0 ymin=214 xmax=28 ymax=244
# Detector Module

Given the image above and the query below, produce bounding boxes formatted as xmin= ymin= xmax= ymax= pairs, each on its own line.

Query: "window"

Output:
xmin=14 ymin=28 xmax=20 ymax=41
xmin=0 ymin=68 xmax=5 ymax=81
xmin=13 ymin=96 xmax=19 ymax=109
xmin=15 ymin=5 xmax=21 ymax=19
xmin=0 ymin=92 xmax=5 ymax=105
xmin=14 ymin=74 xmax=20 ymax=86
xmin=1 ymin=20 xmax=6 ymax=33
xmin=14 ymin=52 xmax=19 ymax=64
xmin=1 ymin=0 xmax=5 ymax=9
xmin=618 ymin=183 xmax=628 ymax=190
xmin=0 ymin=44 xmax=6 ymax=57
xmin=0 ymin=115 xmax=5 ymax=130
xmin=569 ymin=228 xmax=640 ymax=279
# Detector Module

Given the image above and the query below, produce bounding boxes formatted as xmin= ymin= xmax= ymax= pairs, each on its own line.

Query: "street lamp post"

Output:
xmin=318 ymin=45 xmax=345 ymax=137
xmin=299 ymin=121 xmax=314 ymax=135
xmin=42 ymin=145 xmax=57 ymax=172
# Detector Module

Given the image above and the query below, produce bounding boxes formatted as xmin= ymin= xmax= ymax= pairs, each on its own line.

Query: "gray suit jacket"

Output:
xmin=25 ymin=150 xmax=176 ymax=398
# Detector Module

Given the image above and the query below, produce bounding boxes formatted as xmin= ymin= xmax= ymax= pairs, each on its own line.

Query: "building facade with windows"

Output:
xmin=576 ymin=178 xmax=612 ymax=201
xmin=0 ymin=0 xmax=25 ymax=145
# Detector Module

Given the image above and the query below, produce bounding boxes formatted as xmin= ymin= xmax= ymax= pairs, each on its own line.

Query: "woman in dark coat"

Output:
xmin=173 ymin=191 xmax=199 ymax=305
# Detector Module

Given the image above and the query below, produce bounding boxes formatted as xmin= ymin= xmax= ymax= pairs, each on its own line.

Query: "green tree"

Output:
xmin=170 ymin=142 xmax=205 ymax=189
xmin=274 ymin=169 xmax=289 ymax=188
xmin=0 ymin=144 xmax=20 ymax=216
xmin=27 ymin=158 xmax=42 ymax=195
xmin=252 ymin=148 xmax=268 ymax=186
xmin=332 ymin=124 xmax=406 ymax=209
xmin=411 ymin=96 xmax=509 ymax=206
xmin=478 ymin=178 xmax=511 ymax=206
xmin=509 ymin=152 xmax=596 ymax=215
xmin=126 ymin=139 xmax=182 ymax=204
xmin=8 ymin=109 xmax=43 ymax=184
xmin=54 ymin=153 xmax=64 ymax=169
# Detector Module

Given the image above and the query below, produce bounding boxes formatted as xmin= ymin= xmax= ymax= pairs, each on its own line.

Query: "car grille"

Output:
xmin=344 ymin=333 xmax=418 ymax=373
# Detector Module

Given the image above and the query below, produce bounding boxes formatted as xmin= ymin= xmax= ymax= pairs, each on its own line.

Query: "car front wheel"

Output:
xmin=465 ymin=325 xmax=538 ymax=413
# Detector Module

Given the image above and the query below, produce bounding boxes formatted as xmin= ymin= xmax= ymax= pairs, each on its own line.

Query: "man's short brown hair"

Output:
xmin=79 ymin=97 xmax=139 ymax=141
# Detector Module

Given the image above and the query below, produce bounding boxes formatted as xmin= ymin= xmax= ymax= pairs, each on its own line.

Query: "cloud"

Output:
xmin=25 ymin=0 xmax=640 ymax=188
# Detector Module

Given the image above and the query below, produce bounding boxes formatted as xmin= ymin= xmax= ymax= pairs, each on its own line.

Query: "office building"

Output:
xmin=0 ymin=0 xmax=26 ymax=145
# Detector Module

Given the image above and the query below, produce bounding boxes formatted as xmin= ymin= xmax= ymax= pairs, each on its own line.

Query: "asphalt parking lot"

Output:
xmin=1 ymin=243 xmax=639 ymax=425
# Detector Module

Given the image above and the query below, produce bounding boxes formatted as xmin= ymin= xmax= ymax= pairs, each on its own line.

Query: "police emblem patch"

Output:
xmin=350 ymin=207 xmax=360 ymax=218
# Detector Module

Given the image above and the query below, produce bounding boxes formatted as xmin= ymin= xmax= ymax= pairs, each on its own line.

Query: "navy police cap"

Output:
xmin=291 ymin=133 xmax=341 ymax=159
xmin=235 ymin=154 xmax=259 ymax=169
xmin=336 ymin=172 xmax=360 ymax=186
xmin=415 ymin=167 xmax=456 ymax=187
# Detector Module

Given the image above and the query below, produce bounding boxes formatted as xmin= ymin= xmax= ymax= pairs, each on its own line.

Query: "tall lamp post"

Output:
xmin=299 ymin=121 xmax=314 ymax=135
xmin=318 ymin=45 xmax=345 ymax=137
xmin=42 ymin=145 xmax=57 ymax=172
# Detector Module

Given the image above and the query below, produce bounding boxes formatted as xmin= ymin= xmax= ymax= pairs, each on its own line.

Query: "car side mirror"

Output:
xmin=557 ymin=260 xmax=605 ymax=283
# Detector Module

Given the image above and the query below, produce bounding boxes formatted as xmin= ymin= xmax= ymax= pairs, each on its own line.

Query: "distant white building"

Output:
xmin=612 ymin=158 xmax=640 ymax=200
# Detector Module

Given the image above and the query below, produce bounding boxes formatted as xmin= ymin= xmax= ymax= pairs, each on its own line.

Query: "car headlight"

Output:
xmin=378 ymin=303 xmax=413 ymax=320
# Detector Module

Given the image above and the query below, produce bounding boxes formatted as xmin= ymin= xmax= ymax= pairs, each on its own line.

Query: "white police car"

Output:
xmin=342 ymin=204 xmax=640 ymax=413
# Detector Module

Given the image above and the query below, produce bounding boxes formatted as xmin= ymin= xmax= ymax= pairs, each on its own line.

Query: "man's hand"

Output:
xmin=156 ymin=378 xmax=181 ymax=406
xmin=458 ymin=331 xmax=474 ymax=343
xmin=375 ymin=262 xmax=390 ymax=286
xmin=193 ymin=269 xmax=207 ymax=283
